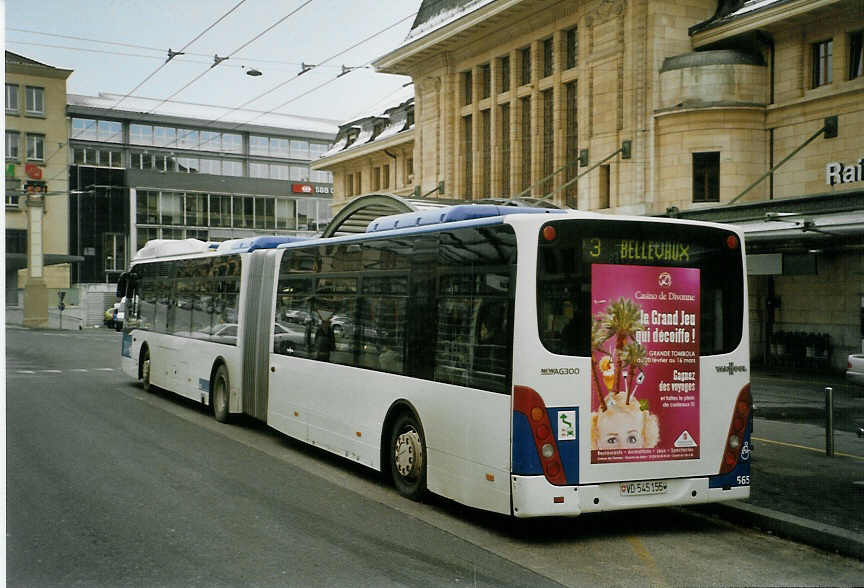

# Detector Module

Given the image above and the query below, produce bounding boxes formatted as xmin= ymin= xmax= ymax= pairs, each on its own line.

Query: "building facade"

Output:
xmin=67 ymin=93 xmax=338 ymax=284
xmin=5 ymin=51 xmax=74 ymax=322
xmin=313 ymin=87 xmax=416 ymax=211
xmin=319 ymin=0 xmax=863 ymax=371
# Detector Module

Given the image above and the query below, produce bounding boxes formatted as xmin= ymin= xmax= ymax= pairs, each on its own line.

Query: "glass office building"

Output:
xmin=67 ymin=93 xmax=337 ymax=284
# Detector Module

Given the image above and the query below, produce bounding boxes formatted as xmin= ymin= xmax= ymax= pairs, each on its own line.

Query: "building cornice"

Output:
xmin=691 ymin=0 xmax=842 ymax=48
xmin=311 ymin=130 xmax=414 ymax=170
xmin=66 ymin=103 xmax=336 ymax=141
xmin=6 ymin=62 xmax=73 ymax=80
xmin=374 ymin=0 xmax=526 ymax=74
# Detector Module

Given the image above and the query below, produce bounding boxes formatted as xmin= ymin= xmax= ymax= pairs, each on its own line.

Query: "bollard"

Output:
xmin=825 ymin=387 xmax=834 ymax=457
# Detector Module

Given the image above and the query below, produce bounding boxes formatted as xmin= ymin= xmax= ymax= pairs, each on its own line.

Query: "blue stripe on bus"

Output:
xmin=548 ymin=407 xmax=580 ymax=485
xmin=512 ymin=407 xmax=580 ymax=484
xmin=512 ymin=411 xmax=544 ymax=476
xmin=121 ymin=332 xmax=133 ymax=358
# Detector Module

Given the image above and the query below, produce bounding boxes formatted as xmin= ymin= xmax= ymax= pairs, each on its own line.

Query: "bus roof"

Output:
xmin=366 ymin=204 xmax=565 ymax=232
xmin=215 ymin=235 xmax=309 ymax=253
xmin=134 ymin=236 xmax=308 ymax=261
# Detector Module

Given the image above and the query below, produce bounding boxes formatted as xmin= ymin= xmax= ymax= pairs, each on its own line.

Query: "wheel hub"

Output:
xmin=394 ymin=428 xmax=422 ymax=479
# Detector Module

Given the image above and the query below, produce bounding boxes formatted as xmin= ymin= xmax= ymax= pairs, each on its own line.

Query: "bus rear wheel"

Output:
xmin=212 ymin=364 xmax=230 ymax=423
xmin=389 ymin=412 xmax=427 ymax=501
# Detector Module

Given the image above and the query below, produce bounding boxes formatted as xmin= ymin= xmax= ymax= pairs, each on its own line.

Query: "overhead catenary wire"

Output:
xmin=16 ymin=11 xmax=419 ymax=199
xmin=5 ymin=27 xmax=335 ymax=67
xmin=145 ymin=0 xmax=317 ymax=115
xmin=108 ymin=0 xmax=249 ymax=112
xmin=190 ymin=10 xmax=417 ymax=151
xmin=5 ymin=40 xmax=248 ymax=68
xmin=18 ymin=9 xmax=419 ymax=193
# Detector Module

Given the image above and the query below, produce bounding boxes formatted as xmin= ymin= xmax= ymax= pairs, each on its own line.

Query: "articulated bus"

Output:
xmin=117 ymin=205 xmax=751 ymax=517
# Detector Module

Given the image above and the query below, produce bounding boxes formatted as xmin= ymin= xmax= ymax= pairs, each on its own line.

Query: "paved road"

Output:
xmin=6 ymin=327 xmax=863 ymax=586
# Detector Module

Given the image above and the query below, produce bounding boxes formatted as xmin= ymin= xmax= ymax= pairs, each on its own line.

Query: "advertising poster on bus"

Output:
xmin=590 ymin=263 xmax=700 ymax=464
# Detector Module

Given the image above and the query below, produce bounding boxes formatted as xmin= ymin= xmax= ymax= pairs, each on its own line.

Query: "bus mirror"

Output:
xmin=116 ymin=271 xmax=139 ymax=299
xmin=116 ymin=272 xmax=129 ymax=298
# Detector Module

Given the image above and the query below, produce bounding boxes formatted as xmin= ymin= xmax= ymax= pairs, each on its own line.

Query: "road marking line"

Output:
xmin=626 ymin=536 xmax=668 ymax=587
xmin=93 ymin=368 xmax=115 ymax=371
xmin=16 ymin=370 xmax=35 ymax=374
xmin=752 ymin=436 xmax=864 ymax=460
xmin=37 ymin=370 xmax=62 ymax=373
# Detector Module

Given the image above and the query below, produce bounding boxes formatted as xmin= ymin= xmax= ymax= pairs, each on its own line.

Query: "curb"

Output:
xmin=694 ymin=501 xmax=864 ymax=560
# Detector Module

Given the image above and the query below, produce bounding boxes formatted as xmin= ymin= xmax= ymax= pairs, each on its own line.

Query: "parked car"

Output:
xmin=103 ymin=302 xmax=124 ymax=330
xmin=104 ymin=306 xmax=117 ymax=329
xmin=846 ymin=353 xmax=864 ymax=386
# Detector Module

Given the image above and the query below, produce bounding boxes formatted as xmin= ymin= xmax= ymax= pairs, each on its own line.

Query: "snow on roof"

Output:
xmin=67 ymin=92 xmax=339 ymax=136
xmin=403 ymin=0 xmax=497 ymax=44
xmin=690 ymin=0 xmax=790 ymax=34
xmin=721 ymin=0 xmax=786 ymax=20
xmin=344 ymin=84 xmax=415 ymax=122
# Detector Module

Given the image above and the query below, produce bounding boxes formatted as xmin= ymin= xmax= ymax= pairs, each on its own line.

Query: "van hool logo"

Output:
xmin=715 ymin=362 xmax=747 ymax=376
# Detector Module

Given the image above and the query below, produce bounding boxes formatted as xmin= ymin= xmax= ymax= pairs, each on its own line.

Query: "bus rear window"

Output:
xmin=537 ymin=220 xmax=744 ymax=357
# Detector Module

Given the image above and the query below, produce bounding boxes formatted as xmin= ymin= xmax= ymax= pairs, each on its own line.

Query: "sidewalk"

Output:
xmin=699 ymin=367 xmax=864 ymax=560
xmin=4 ymin=307 xmax=90 ymax=330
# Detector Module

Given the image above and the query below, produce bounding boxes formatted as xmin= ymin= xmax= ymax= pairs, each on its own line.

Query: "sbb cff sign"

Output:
xmin=292 ymin=183 xmax=313 ymax=194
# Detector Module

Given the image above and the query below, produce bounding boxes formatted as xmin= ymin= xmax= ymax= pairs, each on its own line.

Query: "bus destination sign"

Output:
xmin=583 ymin=238 xmax=694 ymax=265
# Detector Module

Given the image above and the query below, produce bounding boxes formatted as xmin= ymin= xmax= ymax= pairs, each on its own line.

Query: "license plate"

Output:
xmin=619 ymin=480 xmax=668 ymax=496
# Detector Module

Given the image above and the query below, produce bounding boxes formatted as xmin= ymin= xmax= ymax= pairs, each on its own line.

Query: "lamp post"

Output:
xmin=22 ymin=184 xmax=48 ymax=326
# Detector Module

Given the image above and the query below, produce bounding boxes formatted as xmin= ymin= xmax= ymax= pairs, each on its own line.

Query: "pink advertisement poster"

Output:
xmin=590 ymin=264 xmax=700 ymax=464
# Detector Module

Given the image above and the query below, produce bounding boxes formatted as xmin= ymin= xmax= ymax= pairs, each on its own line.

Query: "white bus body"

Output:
xmin=119 ymin=206 xmax=751 ymax=517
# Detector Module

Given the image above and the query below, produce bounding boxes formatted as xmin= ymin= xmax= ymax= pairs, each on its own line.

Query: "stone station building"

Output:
xmin=313 ymin=0 xmax=864 ymax=372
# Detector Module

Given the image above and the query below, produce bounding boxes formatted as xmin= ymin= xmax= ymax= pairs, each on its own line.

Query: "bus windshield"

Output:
xmin=537 ymin=219 xmax=744 ymax=357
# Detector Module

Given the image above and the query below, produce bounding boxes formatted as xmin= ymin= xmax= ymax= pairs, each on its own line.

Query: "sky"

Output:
xmin=4 ymin=0 xmax=424 ymax=124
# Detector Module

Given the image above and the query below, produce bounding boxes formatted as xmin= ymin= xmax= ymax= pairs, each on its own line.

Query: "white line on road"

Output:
xmin=10 ymin=368 xmax=116 ymax=376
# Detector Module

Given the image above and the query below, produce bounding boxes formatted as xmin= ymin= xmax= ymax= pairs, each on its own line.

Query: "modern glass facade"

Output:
xmin=67 ymin=102 xmax=337 ymax=283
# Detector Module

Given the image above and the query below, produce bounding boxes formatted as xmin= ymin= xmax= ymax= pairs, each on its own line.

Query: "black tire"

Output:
xmin=389 ymin=412 xmax=427 ymax=501
xmin=141 ymin=348 xmax=152 ymax=393
xmin=212 ymin=364 xmax=231 ymax=423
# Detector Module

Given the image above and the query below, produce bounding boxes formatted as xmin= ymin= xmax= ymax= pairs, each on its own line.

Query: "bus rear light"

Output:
xmin=542 ymin=225 xmax=557 ymax=242
xmin=726 ymin=234 xmax=739 ymax=249
xmin=719 ymin=384 xmax=751 ymax=474
xmin=514 ymin=385 xmax=567 ymax=485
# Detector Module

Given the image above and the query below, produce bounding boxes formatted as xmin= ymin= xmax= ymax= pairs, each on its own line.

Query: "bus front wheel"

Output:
xmin=141 ymin=348 xmax=152 ymax=393
xmin=389 ymin=412 xmax=427 ymax=501
xmin=212 ymin=364 xmax=231 ymax=423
